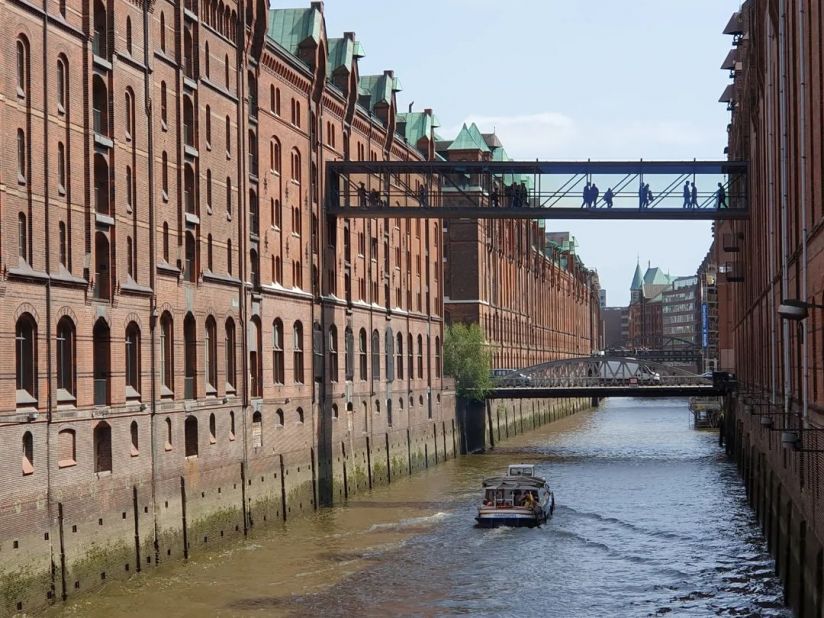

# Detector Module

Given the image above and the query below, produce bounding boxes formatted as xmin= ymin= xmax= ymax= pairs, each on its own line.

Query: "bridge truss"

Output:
xmin=490 ymin=356 xmax=729 ymax=399
xmin=325 ymin=160 xmax=748 ymax=221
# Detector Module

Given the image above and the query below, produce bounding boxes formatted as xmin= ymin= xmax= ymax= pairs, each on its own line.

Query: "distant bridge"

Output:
xmin=487 ymin=357 xmax=733 ymax=399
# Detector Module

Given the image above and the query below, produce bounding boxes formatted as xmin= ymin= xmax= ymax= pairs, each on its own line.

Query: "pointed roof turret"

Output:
xmin=630 ymin=261 xmax=644 ymax=290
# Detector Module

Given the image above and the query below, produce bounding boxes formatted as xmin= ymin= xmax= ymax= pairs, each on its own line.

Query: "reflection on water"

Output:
xmin=51 ymin=398 xmax=788 ymax=617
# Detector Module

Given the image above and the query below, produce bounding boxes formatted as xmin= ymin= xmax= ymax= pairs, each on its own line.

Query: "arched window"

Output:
xmin=359 ymin=328 xmax=367 ymax=381
xmin=206 ymin=169 xmax=213 ymax=211
xmin=161 ymin=151 xmax=168 ymax=195
xmin=162 ymin=221 xmax=170 ymax=262
xmin=126 ymin=17 xmax=133 ymax=54
xmin=408 ymin=334 xmax=414 ymax=381
xmin=291 ymin=149 xmax=301 ymax=182
xmin=272 ymin=319 xmax=284 ymax=384
xmin=56 ymin=317 xmax=76 ymax=398
xmin=344 ymin=327 xmax=354 ymax=381
xmin=225 ymin=116 xmax=231 ymax=153
xmin=371 ymin=330 xmax=380 ymax=382
xmin=93 ymin=318 xmax=111 ymax=405
xmin=16 ymin=37 xmax=29 ymax=98
xmin=209 ymin=413 xmax=216 ymax=444
xmin=224 ymin=54 xmax=230 ymax=88
xmin=17 ymin=129 xmax=27 ymax=183
xmin=185 ymin=416 xmax=198 ymax=457
xmin=225 ymin=318 xmax=236 ymax=391
xmin=58 ymin=222 xmax=67 ymax=267
xmin=184 ymin=231 xmax=197 ymax=282
xmin=296 ymin=407 xmax=304 ymax=424
xmin=387 ymin=399 xmax=393 ymax=427
xmin=385 ymin=328 xmax=394 ymax=382
xmin=293 ymin=321 xmax=304 ymax=384
xmin=183 ymin=313 xmax=197 ymax=399
xmin=276 ymin=409 xmax=284 ymax=426
xmin=227 ymin=238 xmax=233 ymax=275
xmin=435 ymin=336 xmax=441 ymax=378
xmin=252 ymin=411 xmax=262 ymax=447
xmin=58 ymin=429 xmax=76 ymax=467
xmin=204 ymin=41 xmax=210 ymax=77
xmin=56 ymin=57 xmax=67 ymax=113
xmin=417 ymin=334 xmax=424 ymax=379
xmin=207 ymin=234 xmax=214 ymax=271
xmin=329 ymin=325 xmax=338 ymax=382
xmin=93 ymin=421 xmax=112 ymax=473
xmin=271 ymin=138 xmax=281 ymax=173
xmin=205 ymin=317 xmax=217 ymax=391
xmin=18 ymin=212 xmax=27 ymax=262
xmin=226 ymin=176 xmax=232 ymax=215
xmin=229 ymin=410 xmax=236 ymax=440
xmin=160 ymin=81 xmax=167 ymax=126
xmin=130 ymin=420 xmax=139 ymax=455
xmin=160 ymin=12 xmax=166 ymax=52
xmin=16 ymin=314 xmax=37 ymax=402
xmin=22 ymin=431 xmax=34 ymax=476
xmin=160 ymin=312 xmax=173 ymax=393
xmin=165 ymin=417 xmax=173 ymax=449
xmin=249 ymin=317 xmax=262 ymax=397
xmin=396 ymin=333 xmax=404 ymax=380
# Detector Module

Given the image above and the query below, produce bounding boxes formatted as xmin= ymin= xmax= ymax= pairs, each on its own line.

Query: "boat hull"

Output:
xmin=475 ymin=507 xmax=548 ymax=528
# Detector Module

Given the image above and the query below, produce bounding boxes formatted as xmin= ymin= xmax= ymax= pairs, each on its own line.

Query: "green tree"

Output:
xmin=443 ymin=322 xmax=493 ymax=401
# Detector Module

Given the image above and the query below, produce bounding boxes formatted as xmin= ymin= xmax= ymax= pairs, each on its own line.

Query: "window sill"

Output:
xmin=164 ymin=444 xmax=172 ymax=452
xmin=58 ymin=459 xmax=76 ymax=469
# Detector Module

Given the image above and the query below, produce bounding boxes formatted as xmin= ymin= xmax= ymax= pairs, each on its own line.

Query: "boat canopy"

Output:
xmin=481 ymin=475 xmax=547 ymax=490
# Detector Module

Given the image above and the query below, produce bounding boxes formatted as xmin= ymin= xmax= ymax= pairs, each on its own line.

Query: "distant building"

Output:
xmin=627 ymin=261 xmax=678 ymax=348
xmin=602 ymin=307 xmax=626 ymax=349
xmin=662 ymin=276 xmax=699 ymax=372
xmin=599 ymin=289 xmax=607 ymax=309
xmin=695 ymin=247 xmax=719 ymax=372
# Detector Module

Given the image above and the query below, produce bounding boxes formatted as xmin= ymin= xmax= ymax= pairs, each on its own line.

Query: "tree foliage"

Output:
xmin=443 ymin=322 xmax=493 ymax=401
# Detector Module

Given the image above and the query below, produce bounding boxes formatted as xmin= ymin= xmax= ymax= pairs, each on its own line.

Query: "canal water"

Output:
xmin=51 ymin=398 xmax=789 ymax=617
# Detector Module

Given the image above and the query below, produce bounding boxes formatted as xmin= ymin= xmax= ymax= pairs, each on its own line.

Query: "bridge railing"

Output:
xmin=326 ymin=160 xmax=748 ymax=220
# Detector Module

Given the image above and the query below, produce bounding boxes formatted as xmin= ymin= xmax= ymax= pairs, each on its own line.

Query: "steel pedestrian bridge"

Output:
xmin=487 ymin=356 xmax=733 ymax=399
xmin=326 ymin=159 xmax=748 ymax=221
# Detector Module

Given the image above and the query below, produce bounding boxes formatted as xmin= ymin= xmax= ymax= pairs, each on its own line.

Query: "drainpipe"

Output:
xmin=41 ymin=0 xmax=54 ymax=585
xmin=797 ymin=0 xmax=809 ymax=420
xmin=778 ymin=0 xmax=791 ymax=420
xmin=142 ymin=0 xmax=161 ymax=563
xmin=766 ymin=24 xmax=777 ymax=404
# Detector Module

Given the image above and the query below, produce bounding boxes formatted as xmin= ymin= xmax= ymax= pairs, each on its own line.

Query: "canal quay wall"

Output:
xmin=727 ymin=398 xmax=824 ymax=618
xmin=460 ymin=397 xmax=593 ymax=454
xmin=0 ymin=389 xmax=459 ymax=616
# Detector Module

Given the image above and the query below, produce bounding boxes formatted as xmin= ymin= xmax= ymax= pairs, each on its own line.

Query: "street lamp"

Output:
xmin=777 ymin=299 xmax=824 ymax=321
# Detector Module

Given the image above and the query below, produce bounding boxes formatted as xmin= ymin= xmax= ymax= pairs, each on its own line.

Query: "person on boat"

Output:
xmin=521 ymin=492 xmax=536 ymax=508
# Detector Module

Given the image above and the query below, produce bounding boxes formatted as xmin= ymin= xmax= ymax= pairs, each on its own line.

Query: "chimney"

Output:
xmin=424 ymin=108 xmax=432 ymax=117
xmin=311 ymin=1 xmax=324 ymax=12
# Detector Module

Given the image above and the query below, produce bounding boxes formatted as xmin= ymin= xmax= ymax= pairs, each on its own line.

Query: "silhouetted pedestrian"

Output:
xmin=418 ymin=184 xmax=428 ymax=207
xmin=582 ymin=182 xmax=591 ymax=208
xmin=358 ymin=182 xmax=367 ymax=207
xmin=645 ymin=184 xmax=654 ymax=207
xmin=683 ymin=181 xmax=691 ymax=208
xmin=716 ymin=182 xmax=727 ymax=208
xmin=591 ymin=183 xmax=599 ymax=208
xmin=491 ymin=185 xmax=500 ymax=208
xmin=638 ymin=183 xmax=647 ymax=209
xmin=690 ymin=182 xmax=698 ymax=208
xmin=604 ymin=187 xmax=614 ymax=209
xmin=519 ymin=182 xmax=528 ymax=207
xmin=504 ymin=183 xmax=514 ymax=208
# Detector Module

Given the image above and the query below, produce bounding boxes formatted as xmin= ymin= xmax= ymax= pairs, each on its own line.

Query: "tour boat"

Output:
xmin=475 ymin=464 xmax=555 ymax=528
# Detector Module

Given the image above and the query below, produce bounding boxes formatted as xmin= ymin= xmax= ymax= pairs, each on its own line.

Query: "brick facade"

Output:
xmin=0 ymin=0 xmax=456 ymax=611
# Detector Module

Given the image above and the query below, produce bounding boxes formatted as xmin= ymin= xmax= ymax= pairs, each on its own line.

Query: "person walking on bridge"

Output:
xmin=716 ymin=182 xmax=727 ymax=209
xmin=590 ymin=182 xmax=600 ymax=208
xmin=638 ymin=182 xmax=647 ymax=209
xmin=690 ymin=181 xmax=698 ymax=208
xmin=582 ymin=182 xmax=592 ymax=208
xmin=683 ymin=181 xmax=691 ymax=208
xmin=603 ymin=187 xmax=614 ymax=209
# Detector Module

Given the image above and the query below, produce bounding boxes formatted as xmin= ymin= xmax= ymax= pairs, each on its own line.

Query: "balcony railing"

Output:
xmin=94 ymin=378 xmax=108 ymax=405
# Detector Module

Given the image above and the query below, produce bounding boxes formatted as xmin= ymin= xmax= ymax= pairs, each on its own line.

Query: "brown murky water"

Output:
xmin=48 ymin=398 xmax=788 ymax=617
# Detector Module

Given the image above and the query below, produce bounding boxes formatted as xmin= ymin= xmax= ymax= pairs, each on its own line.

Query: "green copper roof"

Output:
xmin=448 ymin=123 xmax=490 ymax=152
xmin=358 ymin=73 xmax=400 ymax=112
xmin=396 ymin=111 xmax=439 ymax=145
xmin=630 ymin=262 xmax=644 ymax=290
xmin=267 ymin=7 xmax=323 ymax=59
xmin=644 ymin=267 xmax=674 ymax=286
xmin=327 ymin=37 xmax=353 ymax=75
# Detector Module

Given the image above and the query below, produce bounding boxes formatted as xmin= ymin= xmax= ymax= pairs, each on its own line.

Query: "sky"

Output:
xmin=317 ymin=0 xmax=740 ymax=306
